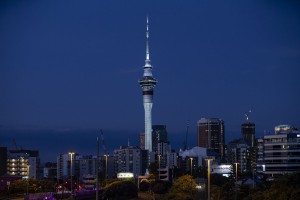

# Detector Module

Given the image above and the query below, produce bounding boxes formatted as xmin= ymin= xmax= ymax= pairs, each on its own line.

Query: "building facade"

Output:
xmin=78 ymin=155 xmax=96 ymax=181
xmin=197 ymin=118 xmax=225 ymax=161
xmin=227 ymin=141 xmax=250 ymax=174
xmin=258 ymin=131 xmax=300 ymax=177
xmin=140 ymin=133 xmax=145 ymax=150
xmin=7 ymin=150 xmax=40 ymax=179
xmin=114 ymin=146 xmax=147 ymax=177
xmin=152 ymin=125 xmax=168 ymax=153
xmin=242 ymin=123 xmax=255 ymax=148
xmin=57 ymin=154 xmax=70 ymax=180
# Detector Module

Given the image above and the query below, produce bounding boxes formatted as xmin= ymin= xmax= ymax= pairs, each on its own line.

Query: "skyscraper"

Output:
xmin=139 ymin=17 xmax=157 ymax=153
xmin=152 ymin=125 xmax=168 ymax=153
xmin=114 ymin=146 xmax=148 ymax=177
xmin=197 ymin=118 xmax=225 ymax=161
xmin=242 ymin=123 xmax=255 ymax=147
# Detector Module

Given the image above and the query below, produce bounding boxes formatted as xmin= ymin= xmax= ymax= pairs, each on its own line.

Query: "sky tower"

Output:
xmin=139 ymin=17 xmax=157 ymax=153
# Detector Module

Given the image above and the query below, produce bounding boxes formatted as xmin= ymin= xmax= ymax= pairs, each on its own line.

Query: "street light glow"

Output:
xmin=69 ymin=152 xmax=75 ymax=194
xmin=205 ymin=158 xmax=214 ymax=200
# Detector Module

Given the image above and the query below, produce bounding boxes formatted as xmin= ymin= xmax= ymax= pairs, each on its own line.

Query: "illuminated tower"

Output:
xmin=139 ymin=17 xmax=157 ymax=152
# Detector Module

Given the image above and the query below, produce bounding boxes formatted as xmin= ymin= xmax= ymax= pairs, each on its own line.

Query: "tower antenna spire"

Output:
xmin=146 ymin=16 xmax=150 ymax=62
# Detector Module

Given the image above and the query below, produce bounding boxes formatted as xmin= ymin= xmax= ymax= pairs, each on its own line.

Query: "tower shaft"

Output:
xmin=144 ymin=103 xmax=153 ymax=151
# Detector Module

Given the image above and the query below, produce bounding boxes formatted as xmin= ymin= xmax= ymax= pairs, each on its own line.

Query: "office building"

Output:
xmin=7 ymin=150 xmax=40 ymax=179
xmin=77 ymin=155 xmax=97 ymax=180
xmin=114 ymin=146 xmax=147 ymax=177
xmin=166 ymin=151 xmax=178 ymax=169
xmin=242 ymin=123 xmax=255 ymax=148
xmin=227 ymin=140 xmax=250 ymax=174
xmin=197 ymin=118 xmax=225 ymax=161
xmin=152 ymin=125 xmax=168 ymax=153
xmin=258 ymin=127 xmax=300 ymax=177
xmin=57 ymin=153 xmax=79 ymax=180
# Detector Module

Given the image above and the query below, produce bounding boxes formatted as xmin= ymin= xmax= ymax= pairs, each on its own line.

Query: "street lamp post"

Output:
xmin=69 ymin=152 xmax=75 ymax=194
xmin=206 ymin=158 xmax=213 ymax=200
xmin=96 ymin=137 xmax=99 ymax=200
xmin=7 ymin=181 xmax=10 ymax=199
xmin=27 ymin=165 xmax=30 ymax=195
xmin=234 ymin=162 xmax=239 ymax=200
xmin=190 ymin=157 xmax=193 ymax=176
xmin=234 ymin=163 xmax=239 ymax=182
xmin=104 ymin=154 xmax=109 ymax=180
xmin=158 ymin=155 xmax=161 ymax=180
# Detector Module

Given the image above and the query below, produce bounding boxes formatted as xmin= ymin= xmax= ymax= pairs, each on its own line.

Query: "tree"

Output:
xmin=151 ymin=180 xmax=170 ymax=194
xmin=168 ymin=175 xmax=197 ymax=200
xmin=103 ymin=180 xmax=138 ymax=200
xmin=148 ymin=162 xmax=158 ymax=177
xmin=211 ymin=185 xmax=222 ymax=200
xmin=211 ymin=174 xmax=230 ymax=187
xmin=139 ymin=181 xmax=150 ymax=192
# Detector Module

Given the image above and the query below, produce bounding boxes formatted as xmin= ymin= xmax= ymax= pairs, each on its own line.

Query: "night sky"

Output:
xmin=0 ymin=0 xmax=299 ymax=162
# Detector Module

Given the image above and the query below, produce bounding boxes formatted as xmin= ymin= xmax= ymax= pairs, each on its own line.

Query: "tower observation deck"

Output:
xmin=139 ymin=17 xmax=157 ymax=153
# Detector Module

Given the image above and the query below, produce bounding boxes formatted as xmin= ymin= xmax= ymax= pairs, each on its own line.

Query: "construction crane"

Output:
xmin=12 ymin=139 xmax=23 ymax=150
xmin=244 ymin=110 xmax=252 ymax=122
xmin=183 ymin=120 xmax=190 ymax=150
xmin=12 ymin=139 xmax=19 ymax=150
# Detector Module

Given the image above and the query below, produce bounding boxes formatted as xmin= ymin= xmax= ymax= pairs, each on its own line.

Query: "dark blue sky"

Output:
xmin=0 ymin=0 xmax=299 ymax=162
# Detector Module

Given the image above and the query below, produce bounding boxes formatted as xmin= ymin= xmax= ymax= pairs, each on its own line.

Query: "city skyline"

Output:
xmin=0 ymin=1 xmax=299 ymax=161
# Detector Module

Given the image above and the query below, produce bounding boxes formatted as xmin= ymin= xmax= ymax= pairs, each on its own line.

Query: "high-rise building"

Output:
xmin=0 ymin=147 xmax=7 ymax=176
xmin=7 ymin=150 xmax=40 ymax=179
xmin=139 ymin=17 xmax=157 ymax=153
xmin=242 ymin=122 xmax=255 ymax=147
xmin=197 ymin=118 xmax=225 ymax=161
xmin=114 ymin=146 xmax=147 ymax=177
xmin=166 ymin=151 xmax=178 ymax=169
xmin=57 ymin=154 xmax=70 ymax=180
xmin=77 ymin=155 xmax=97 ymax=180
xmin=140 ymin=132 xmax=145 ymax=150
xmin=227 ymin=141 xmax=250 ymax=174
xmin=57 ymin=153 xmax=79 ymax=180
xmin=152 ymin=125 xmax=168 ymax=153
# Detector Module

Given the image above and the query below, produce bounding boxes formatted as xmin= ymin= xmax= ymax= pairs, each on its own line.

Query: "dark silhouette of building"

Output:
xmin=197 ymin=118 xmax=225 ymax=161
xmin=0 ymin=147 xmax=7 ymax=176
xmin=242 ymin=122 xmax=255 ymax=147
xmin=140 ymin=132 xmax=145 ymax=150
xmin=44 ymin=162 xmax=57 ymax=179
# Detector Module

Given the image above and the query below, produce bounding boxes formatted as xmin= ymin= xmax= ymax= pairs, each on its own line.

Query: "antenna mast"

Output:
xmin=183 ymin=120 xmax=190 ymax=150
